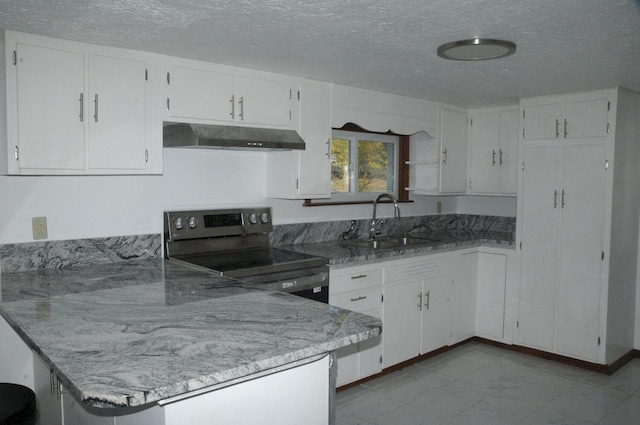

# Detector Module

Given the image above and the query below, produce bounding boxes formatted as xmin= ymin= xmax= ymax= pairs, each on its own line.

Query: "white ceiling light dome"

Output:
xmin=437 ymin=38 xmax=517 ymax=61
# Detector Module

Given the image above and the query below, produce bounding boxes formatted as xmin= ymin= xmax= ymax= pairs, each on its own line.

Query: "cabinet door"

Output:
xmin=166 ymin=65 xmax=235 ymax=122
xmin=563 ymin=99 xmax=610 ymax=139
xmin=522 ymin=103 xmax=563 ymax=141
xmin=382 ymin=279 xmax=422 ymax=367
xmin=235 ymin=75 xmax=291 ymax=127
xmin=15 ymin=43 xmax=86 ymax=170
xmin=518 ymin=146 xmax=562 ymax=351
xmin=555 ymin=144 xmax=606 ymax=361
xmin=475 ymin=252 xmax=507 ymax=340
xmin=451 ymin=253 xmax=477 ymax=344
xmin=296 ymin=84 xmax=331 ymax=197
xmin=498 ymin=109 xmax=519 ymax=194
xmin=421 ymin=274 xmax=453 ymax=353
xmin=88 ymin=54 xmax=147 ymax=170
xmin=33 ymin=354 xmax=63 ymax=425
xmin=468 ymin=111 xmax=499 ymax=193
xmin=439 ymin=108 xmax=467 ymax=193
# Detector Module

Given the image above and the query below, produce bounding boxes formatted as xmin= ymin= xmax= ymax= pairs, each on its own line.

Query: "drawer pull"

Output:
xmin=350 ymin=274 xmax=368 ymax=280
xmin=350 ymin=296 xmax=367 ymax=302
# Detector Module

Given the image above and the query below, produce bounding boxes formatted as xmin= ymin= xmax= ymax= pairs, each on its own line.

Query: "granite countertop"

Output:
xmin=279 ymin=230 xmax=515 ymax=267
xmin=0 ymin=258 xmax=381 ymax=410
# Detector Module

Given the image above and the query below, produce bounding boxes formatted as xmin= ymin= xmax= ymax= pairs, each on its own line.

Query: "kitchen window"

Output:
xmin=330 ymin=130 xmax=399 ymax=201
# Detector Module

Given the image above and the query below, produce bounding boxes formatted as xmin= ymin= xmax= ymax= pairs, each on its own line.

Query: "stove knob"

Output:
xmin=260 ymin=212 xmax=270 ymax=224
xmin=173 ymin=217 xmax=184 ymax=230
xmin=187 ymin=216 xmax=198 ymax=229
xmin=248 ymin=213 xmax=258 ymax=225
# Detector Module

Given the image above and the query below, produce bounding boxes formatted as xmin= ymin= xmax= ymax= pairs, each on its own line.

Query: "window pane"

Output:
xmin=331 ymin=138 xmax=350 ymax=193
xmin=357 ymin=140 xmax=394 ymax=192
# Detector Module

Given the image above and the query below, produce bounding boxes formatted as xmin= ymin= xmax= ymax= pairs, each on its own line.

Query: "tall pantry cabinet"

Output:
xmin=516 ymin=88 xmax=640 ymax=365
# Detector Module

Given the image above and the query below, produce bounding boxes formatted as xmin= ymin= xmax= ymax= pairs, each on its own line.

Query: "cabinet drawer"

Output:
xmin=330 ymin=267 xmax=383 ymax=293
xmin=385 ymin=255 xmax=454 ymax=282
xmin=330 ymin=286 xmax=382 ymax=314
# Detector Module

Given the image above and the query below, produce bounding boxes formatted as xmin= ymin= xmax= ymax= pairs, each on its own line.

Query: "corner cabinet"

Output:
xmin=266 ymin=79 xmax=331 ymax=199
xmin=407 ymin=104 xmax=468 ymax=195
xmin=382 ymin=252 xmax=474 ymax=367
xmin=468 ymin=106 xmax=518 ymax=195
xmin=2 ymin=30 xmax=161 ymax=175
xmin=516 ymin=88 xmax=640 ymax=365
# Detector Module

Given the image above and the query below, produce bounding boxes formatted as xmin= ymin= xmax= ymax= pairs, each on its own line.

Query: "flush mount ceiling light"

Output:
xmin=437 ymin=38 xmax=516 ymax=61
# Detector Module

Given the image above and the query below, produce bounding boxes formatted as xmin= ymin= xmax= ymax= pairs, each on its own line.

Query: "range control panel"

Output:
xmin=165 ymin=207 xmax=272 ymax=241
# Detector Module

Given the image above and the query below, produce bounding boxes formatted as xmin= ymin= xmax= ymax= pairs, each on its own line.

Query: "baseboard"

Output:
xmin=337 ymin=339 xmax=640 ymax=391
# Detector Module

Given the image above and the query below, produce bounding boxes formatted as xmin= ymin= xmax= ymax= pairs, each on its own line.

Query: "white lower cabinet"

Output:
xmin=329 ymin=265 xmax=383 ymax=387
xmin=383 ymin=253 xmax=460 ymax=368
xmin=474 ymin=252 xmax=508 ymax=341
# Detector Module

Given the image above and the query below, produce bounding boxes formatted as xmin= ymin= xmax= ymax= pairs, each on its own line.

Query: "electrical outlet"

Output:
xmin=436 ymin=201 xmax=442 ymax=214
xmin=32 ymin=216 xmax=48 ymax=240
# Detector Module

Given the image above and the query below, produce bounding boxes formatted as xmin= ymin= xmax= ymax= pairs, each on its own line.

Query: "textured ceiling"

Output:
xmin=1 ymin=0 xmax=639 ymax=107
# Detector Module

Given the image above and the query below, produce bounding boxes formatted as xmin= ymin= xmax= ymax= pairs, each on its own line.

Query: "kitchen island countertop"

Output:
xmin=0 ymin=258 xmax=381 ymax=410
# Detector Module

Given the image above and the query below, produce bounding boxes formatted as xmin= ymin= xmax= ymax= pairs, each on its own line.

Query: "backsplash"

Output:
xmin=270 ymin=214 xmax=515 ymax=246
xmin=0 ymin=234 xmax=161 ymax=274
xmin=1 ymin=215 xmax=514 ymax=273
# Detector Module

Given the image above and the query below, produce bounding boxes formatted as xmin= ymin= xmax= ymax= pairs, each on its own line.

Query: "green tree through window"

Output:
xmin=331 ymin=130 xmax=398 ymax=199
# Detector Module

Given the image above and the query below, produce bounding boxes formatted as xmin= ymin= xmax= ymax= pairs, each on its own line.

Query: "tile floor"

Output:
xmin=336 ymin=342 xmax=640 ymax=424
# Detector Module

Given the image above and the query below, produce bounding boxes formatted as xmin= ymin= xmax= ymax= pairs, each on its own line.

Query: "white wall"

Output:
xmin=1 ymin=148 xmax=517 ymax=245
xmin=0 ymin=149 xmax=265 ymax=244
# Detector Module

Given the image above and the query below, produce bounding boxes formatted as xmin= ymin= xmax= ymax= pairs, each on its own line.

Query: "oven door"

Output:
xmin=237 ymin=265 xmax=329 ymax=303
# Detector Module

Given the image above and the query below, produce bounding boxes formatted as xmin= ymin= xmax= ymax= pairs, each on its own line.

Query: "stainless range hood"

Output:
xmin=163 ymin=123 xmax=305 ymax=151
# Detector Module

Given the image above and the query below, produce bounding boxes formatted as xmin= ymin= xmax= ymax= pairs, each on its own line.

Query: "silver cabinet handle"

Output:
xmin=564 ymin=119 xmax=568 ymax=138
xmin=499 ymin=149 xmax=504 ymax=166
xmin=418 ymin=293 xmax=423 ymax=310
xmin=554 ymin=190 xmax=558 ymax=208
xmin=326 ymin=139 xmax=331 ymax=158
xmin=350 ymin=296 xmax=367 ymax=302
xmin=350 ymin=274 xmax=368 ymax=280
xmin=442 ymin=148 xmax=448 ymax=165
xmin=230 ymin=95 xmax=235 ymax=119
xmin=555 ymin=119 xmax=560 ymax=138
xmin=424 ymin=290 xmax=430 ymax=310
xmin=492 ymin=150 xmax=496 ymax=166
xmin=239 ymin=96 xmax=244 ymax=120
xmin=93 ymin=94 xmax=99 ymax=122
xmin=561 ymin=190 xmax=566 ymax=208
xmin=79 ymin=93 xmax=84 ymax=122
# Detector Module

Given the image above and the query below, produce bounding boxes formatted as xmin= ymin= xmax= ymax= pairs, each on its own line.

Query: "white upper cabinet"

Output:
xmin=164 ymin=58 xmax=293 ymax=129
xmin=2 ymin=31 xmax=160 ymax=175
xmin=234 ymin=75 xmax=292 ymax=127
xmin=407 ymin=104 xmax=468 ymax=195
xmin=166 ymin=65 xmax=235 ymax=123
xmin=439 ymin=106 xmax=468 ymax=194
xmin=468 ymin=106 xmax=518 ymax=195
xmin=88 ymin=54 xmax=148 ymax=170
xmin=266 ymin=79 xmax=331 ymax=199
xmin=14 ymin=43 xmax=86 ymax=171
xmin=521 ymin=92 xmax=610 ymax=141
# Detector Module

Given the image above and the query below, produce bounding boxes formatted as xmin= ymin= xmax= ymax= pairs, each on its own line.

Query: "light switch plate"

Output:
xmin=32 ymin=216 xmax=48 ymax=240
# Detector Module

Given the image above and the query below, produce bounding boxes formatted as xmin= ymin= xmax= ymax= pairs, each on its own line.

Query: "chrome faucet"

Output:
xmin=370 ymin=193 xmax=401 ymax=239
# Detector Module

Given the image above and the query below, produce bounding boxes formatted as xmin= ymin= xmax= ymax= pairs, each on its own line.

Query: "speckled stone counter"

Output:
xmin=278 ymin=230 xmax=515 ymax=268
xmin=0 ymin=258 xmax=381 ymax=410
